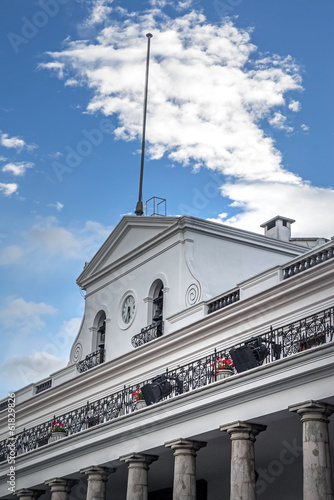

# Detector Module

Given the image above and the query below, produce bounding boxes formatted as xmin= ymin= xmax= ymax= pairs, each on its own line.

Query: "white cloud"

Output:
xmin=0 ymin=297 xmax=57 ymax=334
xmin=0 ymin=132 xmax=37 ymax=152
xmin=0 ymin=155 xmax=7 ymax=162
xmin=0 ymin=316 xmax=81 ymax=391
xmin=288 ymin=100 xmax=301 ymax=112
xmin=219 ymin=181 xmax=334 ymax=237
xmin=2 ymin=161 xmax=34 ymax=176
xmin=0 ymin=217 xmax=113 ymax=266
xmin=1 ymin=352 xmax=67 ymax=388
xmin=0 ymin=132 xmax=26 ymax=150
xmin=149 ymin=0 xmax=193 ymax=8
xmin=64 ymin=78 xmax=80 ymax=87
xmin=0 ymin=245 xmax=25 ymax=265
xmin=83 ymin=0 xmax=114 ymax=26
xmin=268 ymin=112 xmax=293 ymax=133
xmin=59 ymin=317 xmax=82 ymax=339
xmin=0 ymin=182 xmax=18 ymax=196
xmin=38 ymin=61 xmax=65 ymax=79
xmin=48 ymin=201 xmax=64 ymax=211
xmin=41 ymin=12 xmax=301 ymax=182
xmin=47 ymin=151 xmax=63 ymax=159
xmin=40 ymin=9 xmax=334 ymax=237
xmin=301 ymin=124 xmax=310 ymax=132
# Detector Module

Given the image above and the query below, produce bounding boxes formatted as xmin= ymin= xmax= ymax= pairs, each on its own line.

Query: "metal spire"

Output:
xmin=135 ymin=33 xmax=153 ymax=216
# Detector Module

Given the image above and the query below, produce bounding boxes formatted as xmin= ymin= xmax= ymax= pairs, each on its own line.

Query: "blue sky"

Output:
xmin=0 ymin=0 xmax=333 ymax=398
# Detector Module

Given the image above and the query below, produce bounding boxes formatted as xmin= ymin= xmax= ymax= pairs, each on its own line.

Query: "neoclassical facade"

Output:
xmin=0 ymin=215 xmax=333 ymax=499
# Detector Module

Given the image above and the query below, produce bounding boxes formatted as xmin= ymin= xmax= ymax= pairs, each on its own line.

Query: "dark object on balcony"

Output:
xmin=230 ymin=337 xmax=268 ymax=373
xmin=230 ymin=345 xmax=260 ymax=372
xmin=142 ymin=374 xmax=183 ymax=406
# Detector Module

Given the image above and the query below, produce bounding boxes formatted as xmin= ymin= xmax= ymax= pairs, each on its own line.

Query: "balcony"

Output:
xmin=131 ymin=320 xmax=164 ymax=348
xmin=76 ymin=348 xmax=105 ymax=373
xmin=0 ymin=306 xmax=332 ymax=463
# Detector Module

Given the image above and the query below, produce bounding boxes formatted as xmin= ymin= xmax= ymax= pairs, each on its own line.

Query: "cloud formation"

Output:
xmin=0 ymin=297 xmax=57 ymax=334
xmin=0 ymin=217 xmax=113 ymax=266
xmin=47 ymin=201 xmax=64 ymax=212
xmin=83 ymin=0 xmax=114 ymax=26
xmin=0 ymin=182 xmax=18 ymax=196
xmin=0 ymin=316 xmax=81 ymax=393
xmin=2 ymin=161 xmax=34 ymax=176
xmin=1 ymin=352 xmax=67 ymax=388
xmin=0 ymin=131 xmax=37 ymax=152
xmin=40 ymin=7 xmax=334 ymax=236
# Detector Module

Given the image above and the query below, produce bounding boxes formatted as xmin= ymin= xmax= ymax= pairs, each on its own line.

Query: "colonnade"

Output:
xmin=14 ymin=400 xmax=334 ymax=500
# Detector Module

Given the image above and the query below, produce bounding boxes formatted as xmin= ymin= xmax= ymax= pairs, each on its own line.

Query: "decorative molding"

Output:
xmin=71 ymin=342 xmax=83 ymax=363
xmin=185 ymin=283 xmax=201 ymax=307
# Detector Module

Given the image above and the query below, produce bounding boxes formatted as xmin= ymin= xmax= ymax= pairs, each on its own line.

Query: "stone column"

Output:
xmin=120 ymin=452 xmax=159 ymax=500
xmin=45 ymin=478 xmax=77 ymax=500
xmin=289 ymin=400 xmax=334 ymax=500
xmin=220 ymin=421 xmax=267 ymax=500
xmin=165 ymin=438 xmax=207 ymax=500
xmin=80 ymin=466 xmax=116 ymax=500
xmin=15 ymin=489 xmax=44 ymax=500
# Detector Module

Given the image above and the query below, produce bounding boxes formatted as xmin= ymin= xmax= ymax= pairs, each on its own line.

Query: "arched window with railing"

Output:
xmin=131 ymin=279 xmax=165 ymax=348
xmin=76 ymin=309 xmax=106 ymax=373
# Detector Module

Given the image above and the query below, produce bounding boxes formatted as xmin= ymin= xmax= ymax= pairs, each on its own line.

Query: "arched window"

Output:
xmin=95 ymin=311 xmax=106 ymax=350
xmin=150 ymin=280 xmax=164 ymax=337
xmin=152 ymin=285 xmax=163 ymax=321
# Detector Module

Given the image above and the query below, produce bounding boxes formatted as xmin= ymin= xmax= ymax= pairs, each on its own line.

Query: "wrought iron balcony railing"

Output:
xmin=0 ymin=307 xmax=333 ymax=462
xmin=76 ymin=348 xmax=105 ymax=373
xmin=131 ymin=320 xmax=163 ymax=348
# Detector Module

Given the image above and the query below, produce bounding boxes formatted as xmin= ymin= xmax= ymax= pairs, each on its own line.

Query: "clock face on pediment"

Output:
xmin=121 ymin=294 xmax=136 ymax=325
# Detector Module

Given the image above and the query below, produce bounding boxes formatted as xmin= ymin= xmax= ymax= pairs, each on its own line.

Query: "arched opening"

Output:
xmin=94 ymin=310 xmax=106 ymax=351
xmin=150 ymin=280 xmax=164 ymax=337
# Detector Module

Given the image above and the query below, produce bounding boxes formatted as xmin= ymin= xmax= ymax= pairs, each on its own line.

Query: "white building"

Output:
xmin=0 ymin=214 xmax=333 ymax=500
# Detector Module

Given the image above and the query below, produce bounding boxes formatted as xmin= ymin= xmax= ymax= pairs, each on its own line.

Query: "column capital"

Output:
xmin=120 ymin=452 xmax=159 ymax=468
xmin=289 ymin=400 xmax=334 ymax=422
xmin=220 ymin=420 xmax=267 ymax=441
xmin=45 ymin=478 xmax=77 ymax=493
xmin=80 ymin=466 xmax=116 ymax=481
xmin=165 ymin=438 xmax=207 ymax=455
xmin=15 ymin=489 xmax=44 ymax=500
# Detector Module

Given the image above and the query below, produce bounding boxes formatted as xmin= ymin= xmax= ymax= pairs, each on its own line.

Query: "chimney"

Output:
xmin=260 ymin=216 xmax=295 ymax=242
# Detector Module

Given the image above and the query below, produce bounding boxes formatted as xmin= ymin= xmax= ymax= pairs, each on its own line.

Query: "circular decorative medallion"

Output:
xmin=121 ymin=294 xmax=136 ymax=325
xmin=71 ymin=342 xmax=83 ymax=363
xmin=185 ymin=283 xmax=201 ymax=307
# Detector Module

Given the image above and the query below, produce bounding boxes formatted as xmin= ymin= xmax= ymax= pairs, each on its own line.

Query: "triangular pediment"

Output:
xmin=77 ymin=215 xmax=179 ymax=288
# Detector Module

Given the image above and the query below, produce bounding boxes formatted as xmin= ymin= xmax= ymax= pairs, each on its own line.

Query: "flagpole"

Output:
xmin=135 ymin=33 xmax=153 ymax=216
